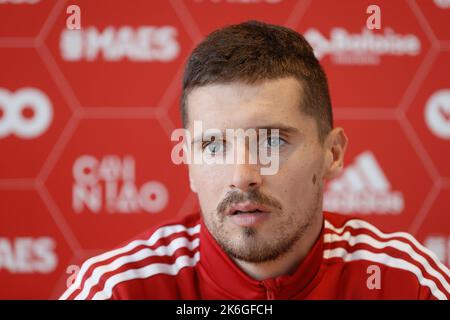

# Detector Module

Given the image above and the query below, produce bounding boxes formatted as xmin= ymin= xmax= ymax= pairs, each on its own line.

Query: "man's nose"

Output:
xmin=229 ymin=163 xmax=262 ymax=192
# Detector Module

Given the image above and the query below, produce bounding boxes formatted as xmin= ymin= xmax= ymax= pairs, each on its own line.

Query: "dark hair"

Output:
xmin=180 ymin=20 xmax=333 ymax=143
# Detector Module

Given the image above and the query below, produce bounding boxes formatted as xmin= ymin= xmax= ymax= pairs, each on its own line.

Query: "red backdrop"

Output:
xmin=0 ymin=0 xmax=449 ymax=299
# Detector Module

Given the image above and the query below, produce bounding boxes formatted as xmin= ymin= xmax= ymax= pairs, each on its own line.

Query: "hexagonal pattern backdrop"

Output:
xmin=0 ymin=0 xmax=449 ymax=299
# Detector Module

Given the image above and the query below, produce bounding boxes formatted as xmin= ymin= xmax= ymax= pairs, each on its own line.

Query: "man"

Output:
xmin=60 ymin=21 xmax=450 ymax=300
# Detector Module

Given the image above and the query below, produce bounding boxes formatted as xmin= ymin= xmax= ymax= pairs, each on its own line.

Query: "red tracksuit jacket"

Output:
xmin=60 ymin=211 xmax=450 ymax=300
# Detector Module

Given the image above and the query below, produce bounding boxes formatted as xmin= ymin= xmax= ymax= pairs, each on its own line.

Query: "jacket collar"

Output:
xmin=198 ymin=215 xmax=325 ymax=299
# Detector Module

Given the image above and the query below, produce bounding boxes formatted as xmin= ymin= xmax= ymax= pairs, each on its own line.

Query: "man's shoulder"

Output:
xmin=60 ymin=211 xmax=202 ymax=300
xmin=322 ymin=211 xmax=450 ymax=299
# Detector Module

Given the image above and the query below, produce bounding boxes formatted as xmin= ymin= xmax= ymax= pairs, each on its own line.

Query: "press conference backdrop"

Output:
xmin=0 ymin=0 xmax=449 ymax=299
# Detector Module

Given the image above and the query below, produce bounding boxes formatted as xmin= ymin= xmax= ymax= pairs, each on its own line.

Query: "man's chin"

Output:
xmin=221 ymin=241 xmax=284 ymax=264
xmin=216 ymin=225 xmax=305 ymax=264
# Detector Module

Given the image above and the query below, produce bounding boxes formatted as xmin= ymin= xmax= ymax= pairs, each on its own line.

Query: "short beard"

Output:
xmin=218 ymin=214 xmax=311 ymax=263
xmin=203 ymin=187 xmax=322 ymax=264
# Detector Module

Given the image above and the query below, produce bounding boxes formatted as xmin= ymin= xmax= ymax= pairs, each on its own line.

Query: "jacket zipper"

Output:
xmin=262 ymin=280 xmax=277 ymax=300
xmin=266 ymin=289 xmax=275 ymax=300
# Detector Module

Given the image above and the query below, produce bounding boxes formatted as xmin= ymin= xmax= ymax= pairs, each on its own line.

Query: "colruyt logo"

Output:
xmin=0 ymin=0 xmax=39 ymax=3
xmin=434 ymin=0 xmax=450 ymax=8
xmin=194 ymin=0 xmax=283 ymax=3
xmin=324 ymin=151 xmax=405 ymax=214
xmin=60 ymin=26 xmax=180 ymax=62
xmin=0 ymin=237 xmax=57 ymax=274
xmin=0 ymin=88 xmax=53 ymax=139
xmin=424 ymin=235 xmax=450 ymax=266
xmin=425 ymin=89 xmax=450 ymax=139
xmin=72 ymin=155 xmax=169 ymax=214
xmin=304 ymin=27 xmax=421 ymax=65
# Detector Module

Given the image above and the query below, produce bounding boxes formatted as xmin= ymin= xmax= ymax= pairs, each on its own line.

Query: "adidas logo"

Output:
xmin=323 ymin=151 xmax=404 ymax=215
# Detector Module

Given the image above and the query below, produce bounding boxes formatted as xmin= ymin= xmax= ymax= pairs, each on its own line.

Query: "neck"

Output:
xmin=232 ymin=212 xmax=323 ymax=281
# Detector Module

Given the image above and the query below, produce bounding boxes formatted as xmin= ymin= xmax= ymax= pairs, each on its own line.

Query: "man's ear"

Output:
xmin=323 ymin=127 xmax=348 ymax=181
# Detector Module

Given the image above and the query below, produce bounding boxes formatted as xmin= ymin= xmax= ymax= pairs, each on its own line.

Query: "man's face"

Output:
xmin=186 ymin=77 xmax=331 ymax=263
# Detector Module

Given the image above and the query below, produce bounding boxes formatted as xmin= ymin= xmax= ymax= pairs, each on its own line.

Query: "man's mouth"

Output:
xmin=224 ymin=201 xmax=270 ymax=216
xmin=227 ymin=208 xmax=270 ymax=227
xmin=231 ymin=209 xmax=264 ymax=215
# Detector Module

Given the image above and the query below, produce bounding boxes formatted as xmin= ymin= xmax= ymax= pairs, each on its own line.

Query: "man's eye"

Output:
xmin=264 ymin=136 xmax=286 ymax=148
xmin=203 ymin=141 xmax=224 ymax=155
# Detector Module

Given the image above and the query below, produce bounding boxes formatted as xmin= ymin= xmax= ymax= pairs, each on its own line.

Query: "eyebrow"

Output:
xmin=191 ymin=124 xmax=300 ymax=144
